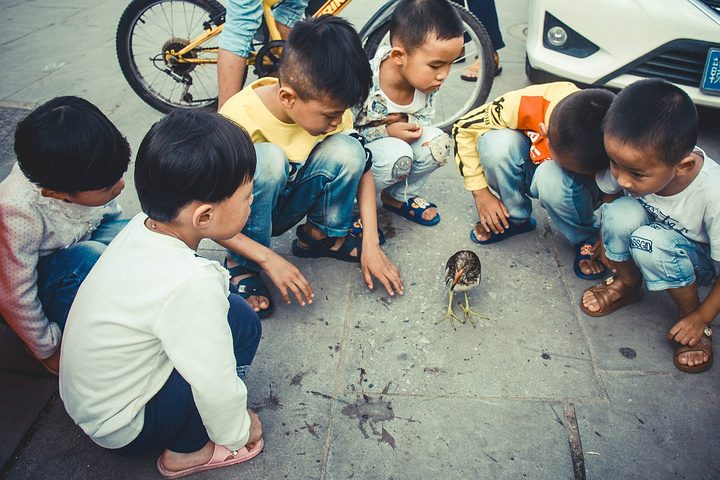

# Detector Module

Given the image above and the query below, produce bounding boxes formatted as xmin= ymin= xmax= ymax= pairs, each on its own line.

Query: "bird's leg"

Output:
xmin=437 ymin=290 xmax=461 ymax=329
xmin=458 ymin=291 xmax=488 ymax=327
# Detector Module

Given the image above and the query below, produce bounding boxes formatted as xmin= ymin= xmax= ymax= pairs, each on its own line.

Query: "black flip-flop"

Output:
xmin=292 ymin=225 xmax=361 ymax=263
xmin=227 ymin=264 xmax=275 ymax=319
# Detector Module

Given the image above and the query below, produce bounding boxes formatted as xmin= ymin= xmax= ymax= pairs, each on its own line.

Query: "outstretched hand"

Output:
xmin=473 ymin=187 xmax=510 ymax=235
xmin=260 ymin=252 xmax=314 ymax=306
xmin=361 ymin=243 xmax=404 ymax=296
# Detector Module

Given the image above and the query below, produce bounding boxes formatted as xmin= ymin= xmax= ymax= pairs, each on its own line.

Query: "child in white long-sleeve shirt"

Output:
xmin=59 ymin=110 xmax=264 ymax=479
xmin=0 ymin=96 xmax=130 ymax=374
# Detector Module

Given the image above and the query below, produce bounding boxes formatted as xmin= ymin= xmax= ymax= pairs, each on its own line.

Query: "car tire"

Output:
xmin=525 ymin=56 xmax=563 ymax=84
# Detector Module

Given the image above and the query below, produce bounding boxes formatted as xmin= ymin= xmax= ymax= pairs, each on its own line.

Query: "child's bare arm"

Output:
xmin=218 ymin=234 xmax=314 ymax=306
xmin=472 ymin=187 xmax=510 ymax=234
xmin=356 ymin=170 xmax=403 ymax=296
xmin=668 ymin=275 xmax=720 ymax=346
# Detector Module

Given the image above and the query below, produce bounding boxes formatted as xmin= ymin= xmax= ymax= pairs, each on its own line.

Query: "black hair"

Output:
xmin=135 ymin=110 xmax=256 ymax=223
xmin=548 ymin=88 xmax=616 ymax=174
xmin=390 ymin=0 xmax=464 ymax=54
xmin=603 ymin=78 xmax=698 ymax=166
xmin=14 ymin=96 xmax=131 ymax=194
xmin=279 ymin=15 xmax=371 ymax=108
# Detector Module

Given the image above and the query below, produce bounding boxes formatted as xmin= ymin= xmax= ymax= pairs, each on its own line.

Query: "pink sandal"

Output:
xmin=157 ymin=439 xmax=264 ymax=479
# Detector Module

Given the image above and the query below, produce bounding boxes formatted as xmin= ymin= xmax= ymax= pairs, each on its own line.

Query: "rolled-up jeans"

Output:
xmin=477 ymin=128 xmax=601 ymax=246
xmin=601 ymin=196 xmax=717 ymax=291
xmin=228 ymin=134 xmax=366 ymax=272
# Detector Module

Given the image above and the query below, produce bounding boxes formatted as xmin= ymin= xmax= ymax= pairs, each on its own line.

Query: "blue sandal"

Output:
xmin=292 ymin=225 xmax=361 ymax=263
xmin=470 ymin=218 xmax=537 ymax=245
xmin=573 ymin=240 xmax=607 ymax=280
xmin=226 ymin=264 xmax=275 ymax=318
xmin=382 ymin=197 xmax=440 ymax=226
xmin=348 ymin=214 xmax=386 ymax=245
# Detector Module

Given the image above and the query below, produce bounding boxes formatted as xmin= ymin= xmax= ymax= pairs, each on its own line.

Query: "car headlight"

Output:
xmin=543 ymin=12 xmax=599 ymax=58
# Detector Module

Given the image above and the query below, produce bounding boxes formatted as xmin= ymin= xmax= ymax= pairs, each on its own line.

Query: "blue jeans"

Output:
xmin=601 ymin=196 xmax=717 ymax=292
xmin=229 ymin=134 xmax=366 ymax=272
xmin=34 ymin=218 xmax=128 ymax=331
xmin=367 ymin=126 xmax=450 ymax=202
xmin=477 ymin=129 xmax=601 ymax=246
xmin=113 ymin=287 xmax=262 ymax=456
xmin=219 ymin=0 xmax=308 ymax=57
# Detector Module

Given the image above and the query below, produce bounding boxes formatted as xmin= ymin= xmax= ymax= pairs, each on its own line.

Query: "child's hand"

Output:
xmin=361 ymin=244 xmax=404 ymax=296
xmin=41 ymin=349 xmax=60 ymax=375
xmin=472 ymin=188 xmax=510 ymax=234
xmin=668 ymin=313 xmax=709 ymax=347
xmin=385 ymin=118 xmax=423 ymax=144
xmin=261 ymin=252 xmax=314 ymax=306
xmin=245 ymin=409 xmax=263 ymax=448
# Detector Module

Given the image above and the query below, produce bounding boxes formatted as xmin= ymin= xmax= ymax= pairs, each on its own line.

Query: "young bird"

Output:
xmin=438 ymin=250 xmax=487 ymax=329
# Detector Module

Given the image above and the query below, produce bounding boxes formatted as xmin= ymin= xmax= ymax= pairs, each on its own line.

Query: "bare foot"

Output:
xmin=161 ymin=441 xmax=215 ymax=472
xmin=298 ymin=224 xmax=358 ymax=258
xmin=676 ymin=348 xmax=710 ymax=368
xmin=581 ymin=288 xmax=611 ymax=314
xmin=226 ymin=257 xmax=270 ymax=314
xmin=472 ymin=223 xmax=492 ymax=242
xmin=381 ymin=190 xmax=437 ymax=223
xmin=577 ymin=258 xmax=605 ymax=277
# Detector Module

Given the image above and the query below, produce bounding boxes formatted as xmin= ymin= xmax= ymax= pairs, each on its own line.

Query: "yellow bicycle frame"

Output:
xmin=166 ymin=0 xmax=354 ymax=65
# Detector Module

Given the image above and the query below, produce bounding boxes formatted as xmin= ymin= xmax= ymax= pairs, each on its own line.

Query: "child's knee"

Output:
xmin=417 ymin=130 xmax=451 ymax=167
xmin=317 ymin=135 xmax=366 ymax=177
xmin=69 ymin=241 xmax=106 ymax=275
xmin=476 ymin=129 xmax=528 ymax=170
xmin=601 ymin=197 xmax=650 ymax=236
xmin=255 ymin=143 xmax=289 ymax=186
xmin=629 ymin=224 xmax=676 ymax=268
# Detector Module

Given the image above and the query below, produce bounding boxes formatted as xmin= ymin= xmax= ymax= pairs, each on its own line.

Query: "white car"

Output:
xmin=525 ymin=0 xmax=720 ymax=108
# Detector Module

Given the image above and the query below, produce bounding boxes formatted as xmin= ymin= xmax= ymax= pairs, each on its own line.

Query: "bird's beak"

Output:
xmin=451 ymin=268 xmax=465 ymax=290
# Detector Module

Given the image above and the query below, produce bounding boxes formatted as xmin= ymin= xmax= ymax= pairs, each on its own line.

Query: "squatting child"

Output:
xmin=0 ymin=96 xmax=130 ymax=374
xmin=220 ymin=15 xmax=403 ymax=318
xmin=580 ymin=78 xmax=720 ymax=373
xmin=453 ymin=82 xmax=616 ymax=280
xmin=60 ymin=110 xmax=264 ymax=479
xmin=352 ymin=0 xmax=464 ymax=227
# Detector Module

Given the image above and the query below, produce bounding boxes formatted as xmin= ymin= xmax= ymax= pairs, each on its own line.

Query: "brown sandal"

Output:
xmin=673 ymin=326 xmax=713 ymax=373
xmin=580 ymin=276 xmax=643 ymax=317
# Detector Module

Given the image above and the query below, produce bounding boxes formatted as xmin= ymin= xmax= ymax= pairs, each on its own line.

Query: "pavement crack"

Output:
xmin=563 ymin=402 xmax=586 ymax=480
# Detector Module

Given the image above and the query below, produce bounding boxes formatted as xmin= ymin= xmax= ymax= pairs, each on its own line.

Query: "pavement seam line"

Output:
xmin=319 ymin=274 xmax=356 ymax=480
xmin=562 ymin=401 xmax=586 ymax=480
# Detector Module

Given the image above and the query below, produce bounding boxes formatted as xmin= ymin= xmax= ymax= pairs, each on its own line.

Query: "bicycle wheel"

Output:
xmin=117 ymin=0 xmax=225 ymax=113
xmin=363 ymin=3 xmax=494 ymax=133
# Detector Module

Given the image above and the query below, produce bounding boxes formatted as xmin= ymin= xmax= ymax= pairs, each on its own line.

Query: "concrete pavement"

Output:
xmin=1 ymin=0 xmax=719 ymax=479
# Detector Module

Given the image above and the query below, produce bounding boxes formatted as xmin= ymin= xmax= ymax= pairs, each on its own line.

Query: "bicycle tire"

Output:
xmin=363 ymin=3 xmax=494 ymax=133
xmin=116 ymin=0 xmax=225 ymax=113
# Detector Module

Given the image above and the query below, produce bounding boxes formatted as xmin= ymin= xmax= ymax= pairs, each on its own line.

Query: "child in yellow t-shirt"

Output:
xmin=220 ymin=15 xmax=404 ymax=318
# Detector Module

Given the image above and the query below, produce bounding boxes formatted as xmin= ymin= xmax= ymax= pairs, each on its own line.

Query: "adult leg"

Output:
xmin=217 ymin=0 xmax=263 ymax=108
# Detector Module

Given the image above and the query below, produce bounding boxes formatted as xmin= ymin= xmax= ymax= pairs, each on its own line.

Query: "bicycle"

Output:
xmin=116 ymin=0 xmax=494 ymax=131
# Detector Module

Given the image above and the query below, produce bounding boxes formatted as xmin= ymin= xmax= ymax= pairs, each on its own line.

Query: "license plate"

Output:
xmin=700 ymin=48 xmax=720 ymax=96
